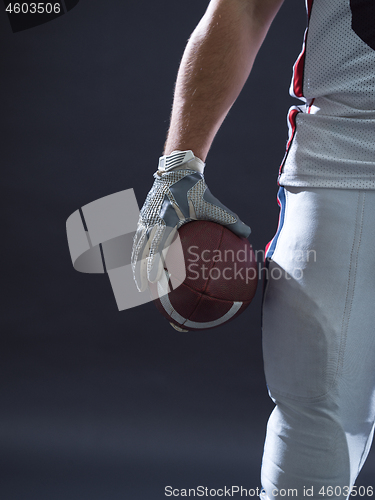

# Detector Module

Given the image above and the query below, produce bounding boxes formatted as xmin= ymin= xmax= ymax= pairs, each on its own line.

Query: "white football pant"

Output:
xmin=261 ymin=187 xmax=375 ymax=499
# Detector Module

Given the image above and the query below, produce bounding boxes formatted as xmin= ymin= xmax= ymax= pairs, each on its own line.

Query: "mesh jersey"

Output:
xmin=278 ymin=0 xmax=375 ymax=189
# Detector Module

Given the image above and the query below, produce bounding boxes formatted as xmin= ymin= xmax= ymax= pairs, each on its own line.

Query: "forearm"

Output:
xmin=164 ymin=0 xmax=284 ymax=161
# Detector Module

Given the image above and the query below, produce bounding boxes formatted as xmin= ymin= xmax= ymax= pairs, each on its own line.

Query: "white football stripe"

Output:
xmin=157 ymin=270 xmax=242 ymax=330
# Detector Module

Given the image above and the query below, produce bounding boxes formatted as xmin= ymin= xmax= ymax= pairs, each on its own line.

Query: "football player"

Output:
xmin=132 ymin=0 xmax=375 ymax=498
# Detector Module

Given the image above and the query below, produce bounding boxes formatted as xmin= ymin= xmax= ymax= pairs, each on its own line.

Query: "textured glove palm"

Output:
xmin=131 ymin=151 xmax=251 ymax=292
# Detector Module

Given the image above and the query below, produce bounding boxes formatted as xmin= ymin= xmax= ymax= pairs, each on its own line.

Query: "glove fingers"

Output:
xmin=146 ymin=225 xmax=164 ymax=283
xmin=148 ymin=225 xmax=179 ymax=283
xmin=131 ymin=223 xmax=144 ymax=269
xmin=132 ymin=226 xmax=151 ymax=292
xmin=133 ymin=223 xmax=178 ymax=289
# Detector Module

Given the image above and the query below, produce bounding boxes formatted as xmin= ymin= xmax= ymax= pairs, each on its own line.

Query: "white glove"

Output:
xmin=131 ymin=150 xmax=251 ymax=291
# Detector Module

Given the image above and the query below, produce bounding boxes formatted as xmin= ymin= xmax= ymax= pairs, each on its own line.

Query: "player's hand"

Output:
xmin=131 ymin=150 xmax=251 ymax=292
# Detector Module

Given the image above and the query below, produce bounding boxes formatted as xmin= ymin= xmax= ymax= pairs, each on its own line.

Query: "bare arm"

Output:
xmin=164 ymin=0 xmax=284 ymax=161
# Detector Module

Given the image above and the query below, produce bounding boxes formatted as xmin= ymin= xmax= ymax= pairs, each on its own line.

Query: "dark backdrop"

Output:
xmin=1 ymin=1 xmax=374 ymax=499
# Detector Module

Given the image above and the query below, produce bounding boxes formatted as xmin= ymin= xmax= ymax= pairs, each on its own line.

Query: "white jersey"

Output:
xmin=278 ymin=0 xmax=375 ymax=189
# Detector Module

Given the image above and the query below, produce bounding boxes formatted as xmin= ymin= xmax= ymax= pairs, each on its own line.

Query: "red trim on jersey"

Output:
xmin=291 ymin=0 xmax=314 ymax=99
xmin=292 ymin=39 xmax=306 ymax=98
xmin=307 ymin=98 xmax=315 ymax=113
xmin=285 ymin=108 xmax=299 ymax=151
xmin=307 ymin=0 xmax=314 ymax=18
xmin=278 ymin=107 xmax=299 ymax=179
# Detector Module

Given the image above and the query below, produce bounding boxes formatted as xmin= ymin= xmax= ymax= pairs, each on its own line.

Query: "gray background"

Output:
xmin=1 ymin=1 xmax=374 ymax=499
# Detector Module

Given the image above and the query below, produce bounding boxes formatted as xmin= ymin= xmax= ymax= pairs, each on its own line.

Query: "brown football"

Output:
xmin=149 ymin=220 xmax=258 ymax=332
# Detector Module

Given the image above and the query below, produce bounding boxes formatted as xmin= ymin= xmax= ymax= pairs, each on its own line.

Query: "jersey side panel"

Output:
xmin=279 ymin=0 xmax=375 ymax=189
